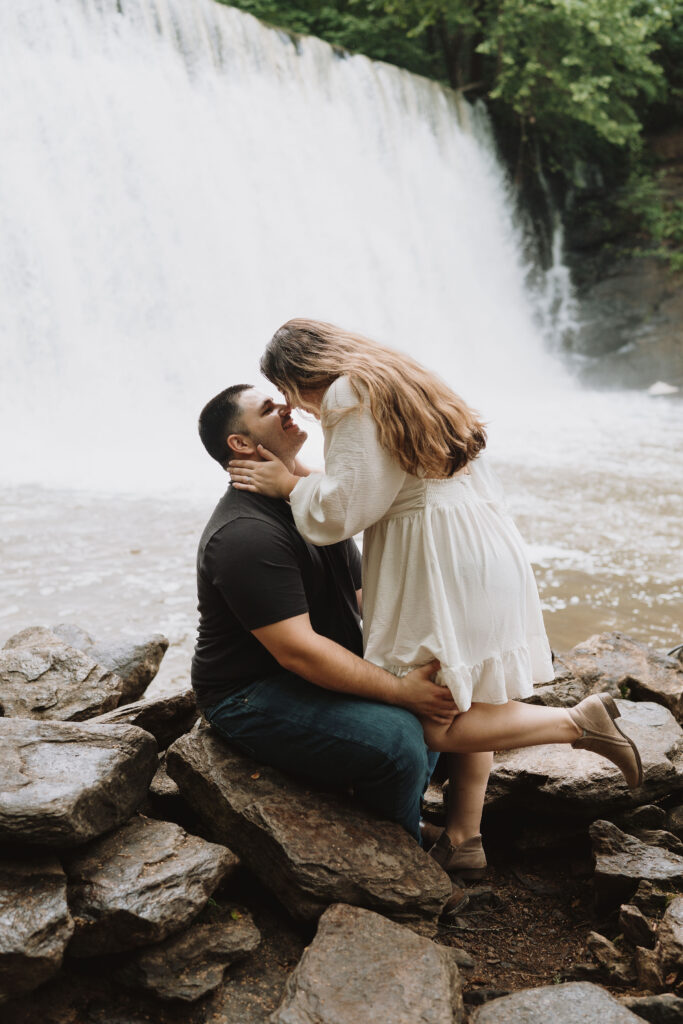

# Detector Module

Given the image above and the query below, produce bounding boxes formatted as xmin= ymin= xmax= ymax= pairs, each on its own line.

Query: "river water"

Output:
xmin=1 ymin=0 xmax=681 ymax=694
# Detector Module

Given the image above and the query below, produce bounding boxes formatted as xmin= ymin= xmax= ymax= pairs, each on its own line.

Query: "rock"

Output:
xmin=590 ymin=820 xmax=683 ymax=910
xmin=618 ymin=904 xmax=657 ymax=949
xmin=586 ymin=931 xmax=634 ymax=983
xmin=620 ymin=805 xmax=668 ymax=831
xmin=52 ymin=625 xmax=169 ymax=705
xmin=635 ymin=946 xmax=664 ymax=990
xmin=0 ymin=718 xmax=157 ymax=847
xmin=451 ymin=947 xmax=476 ymax=969
xmin=166 ymin=723 xmax=450 ymax=927
xmin=668 ymin=804 xmax=683 ymax=839
xmin=632 ymin=880 xmax=679 ymax=917
xmin=87 ymin=689 xmax=197 ymax=749
xmin=117 ymin=905 xmax=260 ymax=1001
xmin=270 ymin=903 xmax=464 ymax=1024
xmin=469 ymin=981 xmax=643 ymax=1023
xmin=0 ymin=853 xmax=73 ymax=1003
xmin=560 ymin=633 xmax=683 ymax=722
xmin=631 ymin=829 xmax=683 ymax=856
xmin=150 ymin=754 xmax=180 ymax=799
xmin=64 ymin=814 xmax=238 ymax=955
xmin=621 ymin=993 xmax=683 ymax=1024
xmin=0 ymin=628 xmax=124 ymax=721
xmin=488 ymin=701 xmax=683 ymax=818
xmin=655 ymin=895 xmax=683 ymax=978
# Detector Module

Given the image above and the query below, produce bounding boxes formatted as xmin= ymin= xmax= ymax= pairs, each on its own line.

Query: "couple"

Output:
xmin=191 ymin=318 xmax=642 ymax=895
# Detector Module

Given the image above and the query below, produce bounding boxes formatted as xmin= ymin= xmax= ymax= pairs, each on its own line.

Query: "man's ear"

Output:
xmin=227 ymin=433 xmax=256 ymax=459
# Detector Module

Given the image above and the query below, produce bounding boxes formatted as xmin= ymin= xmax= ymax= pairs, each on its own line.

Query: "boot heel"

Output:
xmin=600 ymin=694 xmax=620 ymax=720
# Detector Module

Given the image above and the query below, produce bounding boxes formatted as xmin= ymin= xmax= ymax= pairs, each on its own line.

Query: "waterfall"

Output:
xmin=1 ymin=0 xmax=570 ymax=492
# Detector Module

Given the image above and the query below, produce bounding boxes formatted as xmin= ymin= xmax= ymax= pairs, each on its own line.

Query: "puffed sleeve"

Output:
xmin=289 ymin=377 xmax=406 ymax=545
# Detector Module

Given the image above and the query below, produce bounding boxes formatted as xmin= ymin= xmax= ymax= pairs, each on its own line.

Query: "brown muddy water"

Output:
xmin=1 ymin=406 xmax=681 ymax=698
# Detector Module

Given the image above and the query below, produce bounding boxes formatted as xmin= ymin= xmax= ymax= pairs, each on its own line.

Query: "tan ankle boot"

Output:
xmin=428 ymin=831 xmax=487 ymax=880
xmin=568 ymin=692 xmax=643 ymax=789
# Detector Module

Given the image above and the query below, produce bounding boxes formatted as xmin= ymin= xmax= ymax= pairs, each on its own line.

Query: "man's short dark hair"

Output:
xmin=198 ymin=385 xmax=253 ymax=468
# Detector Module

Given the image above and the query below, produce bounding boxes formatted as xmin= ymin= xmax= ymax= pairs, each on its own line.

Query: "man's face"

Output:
xmin=231 ymin=389 xmax=307 ymax=462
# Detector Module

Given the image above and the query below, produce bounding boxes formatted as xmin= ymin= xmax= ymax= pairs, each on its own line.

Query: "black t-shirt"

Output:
xmin=191 ymin=487 xmax=363 ymax=709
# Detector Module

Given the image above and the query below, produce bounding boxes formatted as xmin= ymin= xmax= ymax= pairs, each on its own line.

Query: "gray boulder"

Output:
xmin=52 ymin=625 xmax=169 ymax=705
xmin=117 ymin=905 xmax=260 ymax=1001
xmin=590 ymin=820 xmax=683 ymax=910
xmin=0 ymin=718 xmax=157 ymax=847
xmin=87 ymin=689 xmax=197 ymax=749
xmin=488 ymin=701 xmax=683 ymax=817
xmin=0 ymin=628 xmax=124 ymax=721
xmin=167 ymin=723 xmax=450 ymax=927
xmin=64 ymin=814 xmax=239 ymax=955
xmin=0 ymin=854 xmax=73 ymax=1003
xmin=270 ymin=903 xmax=464 ymax=1024
xmin=552 ymin=633 xmax=683 ymax=722
xmin=470 ymin=981 xmax=643 ymax=1023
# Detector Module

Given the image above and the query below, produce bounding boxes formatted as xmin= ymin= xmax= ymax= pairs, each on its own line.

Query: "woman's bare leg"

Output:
xmin=444 ymin=751 xmax=493 ymax=845
xmin=422 ymin=701 xmax=581 ymax=754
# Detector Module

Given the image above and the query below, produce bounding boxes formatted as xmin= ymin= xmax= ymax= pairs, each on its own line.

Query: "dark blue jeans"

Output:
xmin=204 ymin=671 xmax=438 ymax=843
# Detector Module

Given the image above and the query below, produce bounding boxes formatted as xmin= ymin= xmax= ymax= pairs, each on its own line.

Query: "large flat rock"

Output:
xmin=1 ymin=627 xmax=124 ymax=721
xmin=488 ymin=701 xmax=683 ymax=817
xmin=556 ymin=633 xmax=683 ymax=722
xmin=88 ymin=689 xmax=197 ymax=749
xmin=0 ymin=718 xmax=158 ymax=847
xmin=590 ymin=820 xmax=683 ymax=910
xmin=270 ymin=903 xmax=464 ymax=1024
xmin=0 ymin=853 xmax=73 ymax=1003
xmin=117 ymin=905 xmax=261 ymax=1001
xmin=52 ymin=624 xmax=169 ymax=704
xmin=167 ymin=723 xmax=450 ymax=926
xmin=470 ymin=981 xmax=643 ymax=1023
xmin=64 ymin=814 xmax=239 ymax=955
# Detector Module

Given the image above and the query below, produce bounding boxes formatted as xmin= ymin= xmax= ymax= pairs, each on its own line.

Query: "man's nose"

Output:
xmin=276 ymin=403 xmax=291 ymax=418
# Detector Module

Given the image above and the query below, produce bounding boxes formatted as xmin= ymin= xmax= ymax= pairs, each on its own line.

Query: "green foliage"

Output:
xmin=619 ymin=170 xmax=683 ymax=271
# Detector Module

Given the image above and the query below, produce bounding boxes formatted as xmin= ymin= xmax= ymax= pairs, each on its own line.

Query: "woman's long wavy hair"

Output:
xmin=261 ymin=319 xmax=486 ymax=478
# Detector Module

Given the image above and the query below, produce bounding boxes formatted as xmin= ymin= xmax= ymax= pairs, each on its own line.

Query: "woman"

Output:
xmin=229 ymin=318 xmax=642 ymax=878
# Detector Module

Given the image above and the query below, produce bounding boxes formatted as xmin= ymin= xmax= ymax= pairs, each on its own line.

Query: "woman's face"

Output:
xmin=296 ymin=386 xmax=327 ymax=418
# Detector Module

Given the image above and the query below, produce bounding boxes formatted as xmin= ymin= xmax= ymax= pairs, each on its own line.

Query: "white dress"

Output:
xmin=289 ymin=377 xmax=554 ymax=711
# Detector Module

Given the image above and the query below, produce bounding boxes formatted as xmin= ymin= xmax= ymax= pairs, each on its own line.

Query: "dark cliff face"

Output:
xmin=562 ymin=127 xmax=683 ymax=390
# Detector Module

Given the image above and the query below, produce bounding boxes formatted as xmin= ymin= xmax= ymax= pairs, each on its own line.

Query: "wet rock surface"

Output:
xmin=52 ymin=625 xmax=169 ymax=705
xmin=117 ymin=905 xmax=261 ymax=1002
xmin=88 ymin=688 xmax=197 ymax=749
xmin=469 ymin=981 xmax=644 ymax=1022
xmin=488 ymin=701 xmax=683 ymax=818
xmin=555 ymin=634 xmax=683 ymax=723
xmin=0 ymin=853 xmax=73 ymax=1003
xmin=64 ymin=814 xmax=239 ymax=955
xmin=271 ymin=903 xmax=464 ymax=1024
xmin=0 ymin=627 xmax=124 ymax=721
xmin=0 ymin=718 xmax=157 ymax=847
xmin=590 ymin=820 xmax=683 ymax=910
xmin=166 ymin=722 xmax=450 ymax=926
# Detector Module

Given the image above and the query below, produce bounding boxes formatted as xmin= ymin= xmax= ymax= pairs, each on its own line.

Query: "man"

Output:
xmin=192 ymin=384 xmax=457 ymax=843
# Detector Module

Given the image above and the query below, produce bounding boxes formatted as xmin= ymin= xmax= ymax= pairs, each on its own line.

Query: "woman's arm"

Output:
xmin=289 ymin=387 xmax=406 ymax=544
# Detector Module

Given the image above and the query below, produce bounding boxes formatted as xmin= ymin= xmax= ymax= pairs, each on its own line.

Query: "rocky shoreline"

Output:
xmin=1 ymin=626 xmax=682 ymax=1021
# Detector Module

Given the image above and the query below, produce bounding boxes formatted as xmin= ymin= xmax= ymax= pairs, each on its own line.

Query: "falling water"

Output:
xmin=0 ymin=0 xmax=680 ymax=680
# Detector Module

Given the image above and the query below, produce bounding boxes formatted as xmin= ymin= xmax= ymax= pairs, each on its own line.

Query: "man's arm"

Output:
xmin=252 ymin=613 xmax=456 ymax=723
